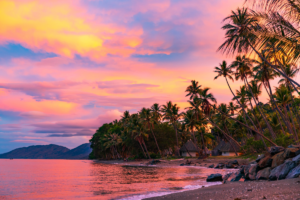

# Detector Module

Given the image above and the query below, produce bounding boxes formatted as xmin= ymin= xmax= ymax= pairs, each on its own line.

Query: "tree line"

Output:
xmin=89 ymin=0 xmax=300 ymax=159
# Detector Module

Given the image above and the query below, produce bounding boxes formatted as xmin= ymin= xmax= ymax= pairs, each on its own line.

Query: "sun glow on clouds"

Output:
xmin=0 ymin=0 xmax=244 ymax=153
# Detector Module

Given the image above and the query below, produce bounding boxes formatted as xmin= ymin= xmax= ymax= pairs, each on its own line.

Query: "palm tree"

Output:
xmin=103 ymin=133 xmax=122 ymax=159
xmin=162 ymin=101 xmax=182 ymax=156
xmin=274 ymin=86 xmax=300 ymax=144
xmin=231 ymin=55 xmax=276 ymax=139
xmin=214 ymin=60 xmax=259 ymax=131
xmin=183 ymin=110 xmax=201 ymax=156
xmin=140 ymin=108 xmax=161 ymax=156
xmin=198 ymin=87 xmax=217 ymax=116
xmin=151 ymin=103 xmax=162 ymax=122
xmin=185 ymin=80 xmax=202 ymax=100
xmin=228 ymin=102 xmax=239 ymax=115
xmin=218 ymin=7 xmax=300 ymax=88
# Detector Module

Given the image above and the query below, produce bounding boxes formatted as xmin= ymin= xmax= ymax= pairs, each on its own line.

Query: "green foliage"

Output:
xmin=149 ymin=152 xmax=160 ymax=159
xmin=274 ymin=133 xmax=295 ymax=148
xmin=241 ymin=137 xmax=265 ymax=154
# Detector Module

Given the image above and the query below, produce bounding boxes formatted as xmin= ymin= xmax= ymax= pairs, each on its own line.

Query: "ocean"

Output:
xmin=0 ymin=159 xmax=232 ymax=199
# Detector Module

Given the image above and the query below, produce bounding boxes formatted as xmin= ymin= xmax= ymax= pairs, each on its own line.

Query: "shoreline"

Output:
xmin=144 ymin=178 xmax=300 ymax=200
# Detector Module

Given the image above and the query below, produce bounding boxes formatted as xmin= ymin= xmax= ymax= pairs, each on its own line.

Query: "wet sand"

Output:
xmin=145 ymin=178 xmax=300 ymax=200
xmin=96 ymin=157 xmax=250 ymax=167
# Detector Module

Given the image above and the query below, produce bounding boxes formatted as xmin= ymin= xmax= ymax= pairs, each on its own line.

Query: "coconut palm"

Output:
xmin=185 ymin=80 xmax=202 ymax=100
xmin=218 ymin=7 xmax=300 ymax=88
xmin=183 ymin=110 xmax=201 ymax=155
xmin=162 ymin=101 xmax=182 ymax=156
xmin=140 ymin=108 xmax=161 ymax=156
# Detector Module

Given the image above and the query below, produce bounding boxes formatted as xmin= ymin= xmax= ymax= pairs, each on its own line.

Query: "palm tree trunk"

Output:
xmin=212 ymin=104 xmax=278 ymax=146
xmin=191 ymin=129 xmax=201 ymax=156
xmin=263 ymin=82 xmax=285 ymax=134
xmin=149 ymin=123 xmax=162 ymax=156
xmin=208 ymin=118 xmax=239 ymax=155
xmin=244 ymin=78 xmax=276 ymax=139
xmin=138 ymin=140 xmax=147 ymax=158
xmin=114 ymin=145 xmax=121 ymax=159
xmin=283 ymin=105 xmax=298 ymax=142
xmin=287 ymin=84 xmax=300 ymax=129
xmin=172 ymin=123 xmax=180 ymax=156
xmin=224 ymin=123 xmax=239 ymax=156
xmin=287 ymin=105 xmax=300 ymax=144
xmin=225 ymin=77 xmax=258 ymax=131
xmin=267 ymin=81 xmax=294 ymax=135
xmin=200 ymin=131 xmax=207 ymax=157
xmin=142 ymin=139 xmax=151 ymax=159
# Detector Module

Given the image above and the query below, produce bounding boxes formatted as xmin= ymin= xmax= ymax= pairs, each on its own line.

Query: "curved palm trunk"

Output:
xmin=287 ymin=84 xmax=300 ymax=129
xmin=249 ymin=42 xmax=300 ymax=90
xmin=225 ymin=77 xmax=259 ymax=132
xmin=267 ymin=81 xmax=294 ymax=135
xmin=263 ymin=82 xmax=285 ymax=134
xmin=244 ymin=78 xmax=276 ymax=139
xmin=212 ymin=104 xmax=278 ymax=146
xmin=208 ymin=118 xmax=239 ymax=155
xmin=148 ymin=123 xmax=162 ymax=156
xmin=142 ymin=139 xmax=151 ymax=159
xmin=138 ymin=140 xmax=147 ymax=158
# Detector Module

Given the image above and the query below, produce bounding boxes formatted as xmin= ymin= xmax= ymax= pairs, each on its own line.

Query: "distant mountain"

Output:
xmin=57 ymin=143 xmax=92 ymax=159
xmin=0 ymin=143 xmax=92 ymax=159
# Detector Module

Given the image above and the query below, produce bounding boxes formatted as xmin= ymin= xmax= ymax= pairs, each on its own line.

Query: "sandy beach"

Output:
xmin=145 ymin=178 xmax=300 ymax=200
xmin=96 ymin=158 xmax=300 ymax=200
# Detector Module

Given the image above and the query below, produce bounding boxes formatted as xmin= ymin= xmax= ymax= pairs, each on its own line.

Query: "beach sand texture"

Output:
xmin=145 ymin=178 xmax=300 ymax=200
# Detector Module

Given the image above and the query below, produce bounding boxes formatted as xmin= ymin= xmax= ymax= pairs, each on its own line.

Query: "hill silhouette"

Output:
xmin=0 ymin=143 xmax=92 ymax=159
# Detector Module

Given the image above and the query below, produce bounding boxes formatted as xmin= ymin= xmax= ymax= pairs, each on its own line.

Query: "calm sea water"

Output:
xmin=0 ymin=159 xmax=231 ymax=200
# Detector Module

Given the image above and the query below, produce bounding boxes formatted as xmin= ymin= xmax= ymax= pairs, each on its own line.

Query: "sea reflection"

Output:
xmin=0 ymin=159 xmax=227 ymax=200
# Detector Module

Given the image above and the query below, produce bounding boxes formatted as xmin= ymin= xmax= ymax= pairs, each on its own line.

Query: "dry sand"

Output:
xmin=145 ymin=178 xmax=300 ymax=200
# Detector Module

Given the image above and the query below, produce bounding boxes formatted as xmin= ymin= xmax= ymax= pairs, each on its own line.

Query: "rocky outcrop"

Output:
xmin=214 ymin=163 xmax=225 ymax=169
xmin=208 ymin=164 xmax=214 ymax=168
xmin=271 ymin=149 xmax=291 ymax=168
xmin=206 ymin=173 xmax=223 ymax=182
xmin=256 ymin=167 xmax=271 ymax=180
xmin=286 ymin=165 xmax=300 ymax=179
xmin=219 ymin=145 xmax=300 ymax=184
xmin=258 ymin=155 xmax=272 ymax=169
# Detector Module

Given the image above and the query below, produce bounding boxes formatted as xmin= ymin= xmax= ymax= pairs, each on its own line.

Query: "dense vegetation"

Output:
xmin=90 ymin=0 xmax=300 ymax=159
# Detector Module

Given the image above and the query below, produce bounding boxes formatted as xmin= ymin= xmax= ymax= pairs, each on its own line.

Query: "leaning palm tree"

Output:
xmin=218 ymin=7 xmax=300 ymax=88
xmin=140 ymin=108 xmax=161 ymax=156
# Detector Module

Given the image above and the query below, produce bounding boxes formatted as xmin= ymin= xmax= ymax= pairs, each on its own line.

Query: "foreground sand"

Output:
xmin=145 ymin=178 xmax=300 ymax=200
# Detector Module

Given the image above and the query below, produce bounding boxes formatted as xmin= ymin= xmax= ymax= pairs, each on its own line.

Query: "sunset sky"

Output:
xmin=0 ymin=0 xmax=249 ymax=153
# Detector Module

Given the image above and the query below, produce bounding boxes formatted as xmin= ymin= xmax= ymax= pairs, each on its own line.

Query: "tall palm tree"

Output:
xmin=183 ymin=110 xmax=201 ymax=156
xmin=140 ymin=108 xmax=161 ymax=156
xmin=162 ymin=101 xmax=182 ymax=156
xmin=231 ymin=55 xmax=276 ymax=139
xmin=218 ymin=7 xmax=300 ymax=88
xmin=185 ymin=80 xmax=202 ymax=100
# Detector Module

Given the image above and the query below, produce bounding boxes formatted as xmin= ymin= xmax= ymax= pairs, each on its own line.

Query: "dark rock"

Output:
xmin=269 ymin=164 xmax=284 ymax=180
xmin=208 ymin=164 xmax=214 ymax=168
xmin=228 ymin=160 xmax=239 ymax=165
xmin=222 ymin=173 xmax=233 ymax=184
xmin=296 ymin=149 xmax=300 ymax=156
xmin=206 ymin=173 xmax=223 ymax=182
xmin=287 ymin=148 xmax=299 ymax=158
xmin=278 ymin=160 xmax=297 ymax=180
xmin=180 ymin=163 xmax=184 ymax=166
xmin=258 ymin=155 xmax=273 ymax=169
xmin=256 ymin=154 xmax=265 ymax=163
xmin=248 ymin=164 xmax=258 ymax=180
xmin=292 ymin=154 xmax=300 ymax=165
xmin=214 ymin=163 xmax=225 ymax=169
xmin=286 ymin=165 xmax=300 ymax=179
xmin=225 ymin=163 xmax=235 ymax=169
xmin=269 ymin=146 xmax=285 ymax=155
xmin=243 ymin=165 xmax=251 ymax=177
xmin=271 ymin=149 xmax=290 ymax=168
xmin=227 ymin=171 xmax=244 ymax=182
xmin=256 ymin=167 xmax=271 ymax=180
xmin=150 ymin=159 xmax=161 ymax=165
